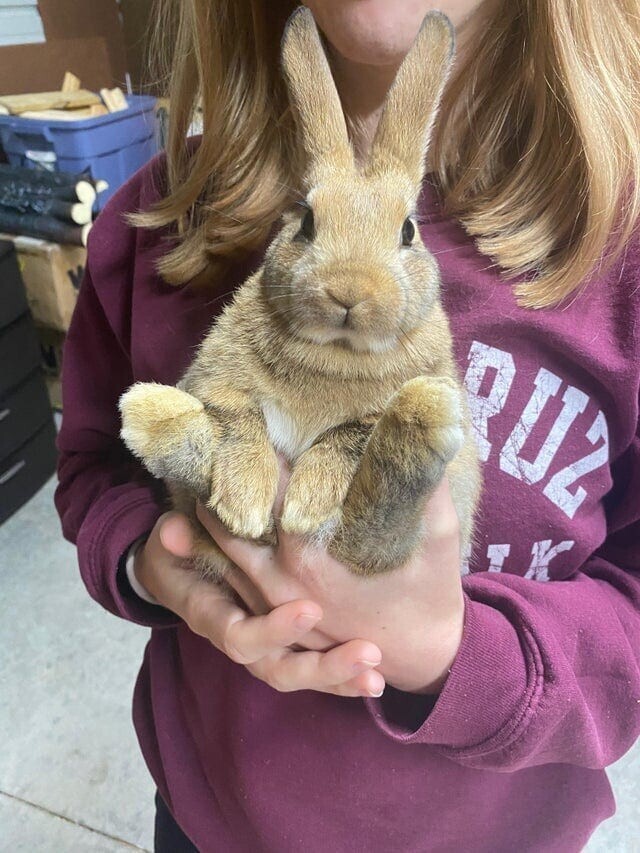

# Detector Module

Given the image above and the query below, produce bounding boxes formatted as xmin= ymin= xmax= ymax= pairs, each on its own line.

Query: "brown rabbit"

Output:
xmin=119 ymin=8 xmax=481 ymax=580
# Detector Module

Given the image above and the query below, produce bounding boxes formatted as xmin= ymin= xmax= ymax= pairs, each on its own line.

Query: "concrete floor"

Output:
xmin=1 ymin=477 xmax=154 ymax=851
xmin=0 ymin=476 xmax=639 ymax=852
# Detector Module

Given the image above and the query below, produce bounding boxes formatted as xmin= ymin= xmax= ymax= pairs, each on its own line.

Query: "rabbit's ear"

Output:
xmin=366 ymin=12 xmax=454 ymax=185
xmin=281 ymin=7 xmax=354 ymax=182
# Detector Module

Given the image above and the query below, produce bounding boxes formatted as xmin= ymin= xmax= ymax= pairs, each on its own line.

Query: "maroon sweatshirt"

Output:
xmin=55 ymin=148 xmax=640 ymax=852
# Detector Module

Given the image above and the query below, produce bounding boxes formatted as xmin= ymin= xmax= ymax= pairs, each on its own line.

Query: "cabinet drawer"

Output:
xmin=0 ymin=312 xmax=41 ymax=395
xmin=0 ymin=418 xmax=57 ymax=525
xmin=0 ymin=369 xmax=51 ymax=459
xmin=0 ymin=241 xmax=29 ymax=329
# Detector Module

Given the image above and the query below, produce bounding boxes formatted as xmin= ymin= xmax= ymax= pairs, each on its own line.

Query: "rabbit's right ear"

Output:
xmin=366 ymin=12 xmax=454 ymax=187
xmin=281 ymin=7 xmax=354 ymax=183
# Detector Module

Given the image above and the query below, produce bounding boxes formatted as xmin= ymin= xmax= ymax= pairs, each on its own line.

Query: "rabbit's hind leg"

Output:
xmin=174 ymin=490 xmax=272 ymax=611
xmin=191 ymin=521 xmax=236 ymax=582
xmin=171 ymin=484 xmax=236 ymax=583
xmin=280 ymin=419 xmax=376 ymax=539
xmin=330 ymin=376 xmax=464 ymax=576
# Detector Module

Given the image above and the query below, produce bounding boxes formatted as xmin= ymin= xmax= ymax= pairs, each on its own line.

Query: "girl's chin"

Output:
xmin=305 ymin=2 xmax=433 ymax=66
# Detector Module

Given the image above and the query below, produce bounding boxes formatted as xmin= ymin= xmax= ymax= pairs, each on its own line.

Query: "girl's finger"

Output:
xmin=254 ymin=668 xmax=385 ymax=698
xmin=200 ymin=598 xmax=323 ymax=665
xmin=323 ymin=671 xmax=387 ymax=698
xmin=247 ymin=639 xmax=383 ymax=694
xmin=288 ymin=625 xmax=341 ymax=653
xmin=224 ymin=563 xmax=272 ymax=616
xmin=158 ymin=512 xmax=195 ymax=558
xmin=422 ymin=476 xmax=460 ymax=540
xmin=178 ymin=578 xmax=251 ymax=642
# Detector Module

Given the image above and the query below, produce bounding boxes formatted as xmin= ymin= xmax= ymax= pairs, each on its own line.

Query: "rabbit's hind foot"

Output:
xmin=391 ymin=375 xmax=465 ymax=467
xmin=329 ymin=375 xmax=465 ymax=576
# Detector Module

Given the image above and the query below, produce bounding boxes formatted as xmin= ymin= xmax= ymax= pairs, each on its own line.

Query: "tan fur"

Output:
xmin=366 ymin=12 xmax=455 ymax=187
xmin=119 ymin=9 xmax=481 ymax=579
xmin=280 ymin=6 xmax=354 ymax=182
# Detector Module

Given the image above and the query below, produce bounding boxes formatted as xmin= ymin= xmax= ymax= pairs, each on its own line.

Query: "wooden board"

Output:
xmin=99 ymin=87 xmax=128 ymax=113
xmin=62 ymin=72 xmax=81 ymax=93
xmin=0 ymin=90 xmax=101 ymax=115
xmin=17 ymin=106 xmax=109 ymax=120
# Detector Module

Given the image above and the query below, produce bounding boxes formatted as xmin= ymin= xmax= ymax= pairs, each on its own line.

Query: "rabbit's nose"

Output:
xmin=325 ymin=288 xmax=361 ymax=311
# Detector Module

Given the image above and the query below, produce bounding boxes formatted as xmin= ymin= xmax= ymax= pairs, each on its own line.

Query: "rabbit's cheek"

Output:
xmin=264 ymin=287 xmax=306 ymax=329
xmin=402 ymin=254 xmax=440 ymax=308
xmin=285 ymin=289 xmax=345 ymax=333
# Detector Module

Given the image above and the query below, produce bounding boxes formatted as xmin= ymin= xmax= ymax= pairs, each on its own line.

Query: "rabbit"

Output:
xmin=119 ymin=8 xmax=482 ymax=581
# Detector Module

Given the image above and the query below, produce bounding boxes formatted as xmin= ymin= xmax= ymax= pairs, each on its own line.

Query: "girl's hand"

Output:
xmin=196 ymin=464 xmax=465 ymax=695
xmin=133 ymin=512 xmax=385 ymax=697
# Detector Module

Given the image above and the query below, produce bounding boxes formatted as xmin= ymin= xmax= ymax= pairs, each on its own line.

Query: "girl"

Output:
xmin=55 ymin=1 xmax=640 ymax=850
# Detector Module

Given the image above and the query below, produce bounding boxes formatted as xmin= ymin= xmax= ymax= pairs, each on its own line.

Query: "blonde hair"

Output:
xmin=130 ymin=0 xmax=640 ymax=308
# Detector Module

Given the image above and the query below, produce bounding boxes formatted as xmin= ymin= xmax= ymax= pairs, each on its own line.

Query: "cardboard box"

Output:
xmin=38 ymin=325 xmax=65 ymax=411
xmin=0 ymin=37 xmax=114 ymax=96
xmin=37 ymin=0 xmax=128 ymax=88
xmin=0 ymin=233 xmax=84 ymax=331
xmin=0 ymin=1 xmax=127 ymax=96
xmin=119 ymin=0 xmax=157 ymax=95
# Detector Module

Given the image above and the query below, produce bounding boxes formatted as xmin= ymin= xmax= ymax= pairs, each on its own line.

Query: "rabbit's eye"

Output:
xmin=297 ymin=207 xmax=315 ymax=241
xmin=401 ymin=218 xmax=416 ymax=246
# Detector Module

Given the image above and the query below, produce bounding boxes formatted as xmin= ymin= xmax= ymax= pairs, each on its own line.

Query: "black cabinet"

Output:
xmin=0 ymin=369 xmax=52 ymax=459
xmin=0 ymin=240 xmax=28 ymax=327
xmin=0 ymin=240 xmax=57 ymax=524
xmin=0 ymin=313 xmax=42 ymax=394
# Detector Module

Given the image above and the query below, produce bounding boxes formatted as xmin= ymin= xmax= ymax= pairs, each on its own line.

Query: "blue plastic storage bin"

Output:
xmin=0 ymin=94 xmax=159 ymax=211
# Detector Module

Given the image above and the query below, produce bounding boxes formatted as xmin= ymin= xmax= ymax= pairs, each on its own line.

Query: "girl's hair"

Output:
xmin=129 ymin=0 xmax=640 ymax=308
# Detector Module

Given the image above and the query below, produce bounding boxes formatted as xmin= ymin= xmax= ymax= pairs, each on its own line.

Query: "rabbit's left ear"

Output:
xmin=366 ymin=12 xmax=455 ymax=186
xmin=281 ymin=7 xmax=354 ymax=184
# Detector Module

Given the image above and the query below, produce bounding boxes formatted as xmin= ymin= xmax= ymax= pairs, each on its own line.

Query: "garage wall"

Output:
xmin=0 ymin=1 xmax=45 ymax=47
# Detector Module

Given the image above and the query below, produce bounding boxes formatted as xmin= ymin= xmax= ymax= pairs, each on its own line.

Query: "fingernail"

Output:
xmin=352 ymin=659 xmax=381 ymax=675
xmin=295 ymin=613 xmax=319 ymax=631
xmin=359 ymin=687 xmax=385 ymax=698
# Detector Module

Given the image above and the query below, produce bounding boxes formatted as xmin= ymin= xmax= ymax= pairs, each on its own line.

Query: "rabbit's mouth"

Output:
xmin=273 ymin=292 xmax=404 ymax=353
xmin=296 ymin=325 xmax=397 ymax=354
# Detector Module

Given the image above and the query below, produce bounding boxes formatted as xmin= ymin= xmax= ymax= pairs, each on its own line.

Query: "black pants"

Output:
xmin=154 ymin=792 xmax=199 ymax=852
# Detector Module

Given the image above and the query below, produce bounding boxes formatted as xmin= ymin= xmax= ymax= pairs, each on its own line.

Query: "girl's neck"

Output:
xmin=327 ymin=56 xmax=396 ymax=164
xmin=327 ymin=6 xmax=492 ymax=163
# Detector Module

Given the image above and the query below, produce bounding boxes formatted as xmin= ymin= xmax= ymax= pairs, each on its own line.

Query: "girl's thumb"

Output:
xmin=158 ymin=512 xmax=194 ymax=558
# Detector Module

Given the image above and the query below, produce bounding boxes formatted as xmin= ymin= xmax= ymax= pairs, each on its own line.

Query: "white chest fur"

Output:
xmin=261 ymin=399 xmax=315 ymax=460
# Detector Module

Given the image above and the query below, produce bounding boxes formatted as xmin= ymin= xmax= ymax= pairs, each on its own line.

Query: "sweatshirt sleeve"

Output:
xmin=54 ymin=165 xmax=181 ymax=629
xmin=366 ymin=410 xmax=640 ymax=772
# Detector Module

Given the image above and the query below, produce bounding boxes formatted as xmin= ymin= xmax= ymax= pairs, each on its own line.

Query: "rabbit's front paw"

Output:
xmin=391 ymin=376 xmax=464 ymax=464
xmin=209 ymin=449 xmax=279 ymax=540
xmin=119 ymin=382 xmax=203 ymax=476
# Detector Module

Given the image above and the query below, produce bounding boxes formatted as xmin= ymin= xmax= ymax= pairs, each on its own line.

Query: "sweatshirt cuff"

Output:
xmin=366 ymin=591 xmax=541 ymax=755
xmin=123 ymin=535 xmax=160 ymax=604
xmin=77 ymin=483 xmax=181 ymax=628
